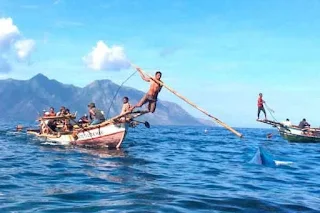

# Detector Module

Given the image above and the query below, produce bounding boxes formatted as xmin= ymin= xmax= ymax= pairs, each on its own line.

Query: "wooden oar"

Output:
xmin=133 ymin=66 xmax=243 ymax=138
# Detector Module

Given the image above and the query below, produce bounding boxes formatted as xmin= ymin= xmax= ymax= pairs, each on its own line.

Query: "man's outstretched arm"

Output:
xmin=136 ymin=67 xmax=150 ymax=82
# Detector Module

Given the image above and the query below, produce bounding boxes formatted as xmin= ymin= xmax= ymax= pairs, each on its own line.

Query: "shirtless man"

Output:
xmin=130 ymin=68 xmax=162 ymax=113
xmin=120 ymin=97 xmax=131 ymax=121
xmin=120 ymin=97 xmax=131 ymax=115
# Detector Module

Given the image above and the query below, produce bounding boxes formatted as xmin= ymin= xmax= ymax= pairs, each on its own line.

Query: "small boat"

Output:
xmin=27 ymin=110 xmax=149 ymax=148
xmin=257 ymin=119 xmax=320 ymax=143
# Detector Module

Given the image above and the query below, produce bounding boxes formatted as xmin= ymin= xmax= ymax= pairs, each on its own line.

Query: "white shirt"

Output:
xmin=282 ymin=121 xmax=292 ymax=127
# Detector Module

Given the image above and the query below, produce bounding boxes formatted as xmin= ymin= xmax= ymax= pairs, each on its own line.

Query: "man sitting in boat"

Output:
xmin=61 ymin=108 xmax=72 ymax=131
xmin=40 ymin=112 xmax=50 ymax=134
xmin=298 ymin=118 xmax=310 ymax=129
xmin=282 ymin=118 xmax=292 ymax=127
xmin=120 ymin=97 xmax=132 ymax=122
xmin=48 ymin=107 xmax=56 ymax=116
xmin=65 ymin=108 xmax=71 ymax=115
xmin=130 ymin=68 xmax=163 ymax=113
xmin=78 ymin=114 xmax=90 ymax=125
xmin=39 ymin=111 xmax=57 ymax=133
xmin=43 ymin=111 xmax=49 ymax=117
xmin=56 ymin=106 xmax=67 ymax=116
xmin=88 ymin=102 xmax=105 ymax=125
xmin=121 ymin=97 xmax=131 ymax=114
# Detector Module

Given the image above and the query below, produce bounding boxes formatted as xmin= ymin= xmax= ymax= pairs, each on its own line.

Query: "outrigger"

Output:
xmin=27 ymin=110 xmax=149 ymax=148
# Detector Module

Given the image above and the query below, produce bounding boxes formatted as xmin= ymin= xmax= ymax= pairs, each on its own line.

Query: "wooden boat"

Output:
xmin=27 ymin=110 xmax=149 ymax=148
xmin=257 ymin=119 xmax=320 ymax=143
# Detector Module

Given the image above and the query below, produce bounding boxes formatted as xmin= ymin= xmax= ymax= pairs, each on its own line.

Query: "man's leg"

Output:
xmin=262 ymin=107 xmax=267 ymax=120
xmin=148 ymin=101 xmax=157 ymax=113
xmin=131 ymin=94 xmax=148 ymax=111
xmin=90 ymin=119 xmax=100 ymax=126
xmin=257 ymin=107 xmax=261 ymax=120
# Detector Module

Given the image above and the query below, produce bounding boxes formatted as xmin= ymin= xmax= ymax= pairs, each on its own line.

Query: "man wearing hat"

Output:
xmin=88 ymin=102 xmax=105 ymax=125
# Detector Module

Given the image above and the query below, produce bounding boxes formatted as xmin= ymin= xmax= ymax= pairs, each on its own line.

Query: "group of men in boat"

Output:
xmin=39 ymin=68 xmax=163 ymax=134
xmin=281 ymin=118 xmax=311 ymax=128
xmin=40 ymin=106 xmax=74 ymax=134
xmin=43 ymin=106 xmax=71 ymax=117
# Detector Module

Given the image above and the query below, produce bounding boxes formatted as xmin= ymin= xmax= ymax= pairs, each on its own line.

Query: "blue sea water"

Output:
xmin=0 ymin=121 xmax=320 ymax=212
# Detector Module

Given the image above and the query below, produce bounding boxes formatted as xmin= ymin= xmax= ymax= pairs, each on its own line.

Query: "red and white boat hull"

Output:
xmin=29 ymin=123 xmax=128 ymax=148
xmin=27 ymin=110 xmax=149 ymax=148
xmin=73 ymin=123 xmax=127 ymax=148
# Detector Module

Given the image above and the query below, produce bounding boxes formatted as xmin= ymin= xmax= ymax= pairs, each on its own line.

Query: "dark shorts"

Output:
xmin=257 ymin=106 xmax=266 ymax=117
xmin=139 ymin=94 xmax=157 ymax=113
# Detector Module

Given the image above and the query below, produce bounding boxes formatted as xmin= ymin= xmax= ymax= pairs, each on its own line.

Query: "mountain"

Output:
xmin=0 ymin=73 xmax=206 ymax=125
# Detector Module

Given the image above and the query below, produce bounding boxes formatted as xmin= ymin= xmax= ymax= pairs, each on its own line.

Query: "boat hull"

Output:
xmin=280 ymin=131 xmax=320 ymax=143
xmin=278 ymin=126 xmax=320 ymax=143
xmin=28 ymin=123 xmax=128 ymax=148
xmin=257 ymin=119 xmax=320 ymax=143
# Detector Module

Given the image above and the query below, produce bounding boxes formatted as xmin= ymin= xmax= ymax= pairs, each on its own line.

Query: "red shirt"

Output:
xmin=48 ymin=112 xmax=56 ymax=117
xmin=258 ymin=97 xmax=264 ymax=107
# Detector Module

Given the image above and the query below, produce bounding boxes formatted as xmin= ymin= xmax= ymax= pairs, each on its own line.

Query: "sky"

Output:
xmin=0 ymin=0 xmax=320 ymax=128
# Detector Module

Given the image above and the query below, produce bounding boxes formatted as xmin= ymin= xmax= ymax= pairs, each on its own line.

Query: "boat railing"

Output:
xmin=77 ymin=110 xmax=150 ymax=131
xmin=37 ymin=113 xmax=77 ymax=121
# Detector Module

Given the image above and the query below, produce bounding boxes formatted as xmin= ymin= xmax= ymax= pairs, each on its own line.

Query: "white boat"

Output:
xmin=27 ymin=110 xmax=149 ymax=148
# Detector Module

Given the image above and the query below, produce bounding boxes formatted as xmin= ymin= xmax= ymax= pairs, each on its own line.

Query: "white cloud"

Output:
xmin=0 ymin=18 xmax=20 ymax=51
xmin=0 ymin=17 xmax=36 ymax=72
xmin=14 ymin=39 xmax=35 ymax=61
xmin=83 ymin=41 xmax=130 ymax=71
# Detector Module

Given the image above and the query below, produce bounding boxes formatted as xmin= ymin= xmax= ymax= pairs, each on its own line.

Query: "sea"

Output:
xmin=0 ymin=121 xmax=319 ymax=213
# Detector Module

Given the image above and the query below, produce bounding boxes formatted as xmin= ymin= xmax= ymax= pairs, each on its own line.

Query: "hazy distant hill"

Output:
xmin=0 ymin=73 xmax=208 ymax=125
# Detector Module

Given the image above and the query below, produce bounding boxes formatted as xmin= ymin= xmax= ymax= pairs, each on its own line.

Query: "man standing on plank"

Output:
xmin=257 ymin=93 xmax=267 ymax=120
xmin=130 ymin=68 xmax=162 ymax=113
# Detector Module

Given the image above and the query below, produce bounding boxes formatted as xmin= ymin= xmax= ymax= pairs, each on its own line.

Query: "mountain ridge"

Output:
xmin=0 ymin=73 xmax=210 ymax=126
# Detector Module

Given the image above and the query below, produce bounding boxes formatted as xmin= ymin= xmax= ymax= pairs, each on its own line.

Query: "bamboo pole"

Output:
xmin=133 ymin=66 xmax=243 ymax=138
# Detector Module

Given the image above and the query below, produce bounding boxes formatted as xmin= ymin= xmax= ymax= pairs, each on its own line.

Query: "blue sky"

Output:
xmin=1 ymin=0 xmax=320 ymax=128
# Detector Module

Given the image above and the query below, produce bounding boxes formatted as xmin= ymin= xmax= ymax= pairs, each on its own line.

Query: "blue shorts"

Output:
xmin=90 ymin=119 xmax=103 ymax=125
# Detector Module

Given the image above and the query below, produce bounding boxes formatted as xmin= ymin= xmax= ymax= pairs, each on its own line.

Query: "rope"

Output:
xmin=264 ymin=103 xmax=277 ymax=122
xmin=105 ymin=70 xmax=137 ymax=119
